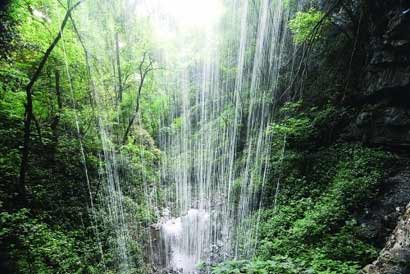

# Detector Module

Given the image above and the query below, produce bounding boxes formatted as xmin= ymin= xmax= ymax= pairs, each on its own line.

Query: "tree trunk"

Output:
xmin=122 ymin=71 xmax=146 ymax=144
xmin=50 ymin=70 xmax=62 ymax=161
xmin=115 ymin=32 xmax=123 ymax=103
xmin=18 ymin=0 xmax=84 ymax=202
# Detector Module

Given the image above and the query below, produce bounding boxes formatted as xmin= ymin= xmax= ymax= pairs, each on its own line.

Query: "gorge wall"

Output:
xmin=305 ymin=0 xmax=410 ymax=272
xmin=358 ymin=0 xmax=410 ymax=273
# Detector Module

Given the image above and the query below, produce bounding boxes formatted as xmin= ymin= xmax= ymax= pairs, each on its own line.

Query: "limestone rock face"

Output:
xmin=357 ymin=1 xmax=410 ymax=273
xmin=360 ymin=203 xmax=410 ymax=274
xmin=341 ymin=0 xmax=410 ymax=150
xmin=352 ymin=107 xmax=410 ymax=148
xmin=358 ymin=171 xmax=410 ymax=247
xmin=365 ymin=0 xmax=410 ymax=96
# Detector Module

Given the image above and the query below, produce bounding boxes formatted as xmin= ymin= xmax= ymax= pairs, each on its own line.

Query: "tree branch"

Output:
xmin=18 ymin=0 xmax=84 ymax=202
xmin=122 ymin=53 xmax=155 ymax=144
xmin=32 ymin=112 xmax=43 ymax=146
xmin=115 ymin=32 xmax=123 ymax=103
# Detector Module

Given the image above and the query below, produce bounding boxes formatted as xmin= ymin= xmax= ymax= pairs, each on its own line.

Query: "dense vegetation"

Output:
xmin=212 ymin=0 xmax=406 ymax=273
xmin=0 ymin=0 xmax=407 ymax=273
xmin=0 ymin=0 xmax=161 ymax=273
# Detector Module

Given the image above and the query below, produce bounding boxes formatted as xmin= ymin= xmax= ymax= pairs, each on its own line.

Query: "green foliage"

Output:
xmin=289 ymin=9 xmax=326 ymax=44
xmin=215 ymin=148 xmax=385 ymax=273
xmin=269 ymin=101 xmax=336 ymax=150
xmin=0 ymin=0 xmax=162 ymax=272
xmin=269 ymin=101 xmax=315 ymax=144
xmin=212 ymin=137 xmax=389 ymax=274
xmin=0 ymin=0 xmax=398 ymax=273
xmin=254 ymin=142 xmax=390 ymax=273
xmin=212 ymin=257 xmax=307 ymax=274
xmin=218 ymin=100 xmax=391 ymax=274
xmin=0 ymin=209 xmax=103 ymax=274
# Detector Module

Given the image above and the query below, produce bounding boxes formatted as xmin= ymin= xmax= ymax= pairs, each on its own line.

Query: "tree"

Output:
xmin=122 ymin=52 xmax=155 ymax=144
xmin=18 ymin=0 xmax=84 ymax=203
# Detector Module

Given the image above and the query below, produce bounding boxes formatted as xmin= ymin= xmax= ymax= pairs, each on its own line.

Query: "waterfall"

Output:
xmin=142 ymin=0 xmax=297 ymax=272
xmin=70 ymin=0 xmax=299 ymax=272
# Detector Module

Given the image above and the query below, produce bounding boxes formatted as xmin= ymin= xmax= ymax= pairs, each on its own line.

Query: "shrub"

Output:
xmin=289 ymin=9 xmax=327 ymax=44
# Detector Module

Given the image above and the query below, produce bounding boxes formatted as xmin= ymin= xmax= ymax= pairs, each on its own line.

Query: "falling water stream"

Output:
xmin=72 ymin=0 xmax=300 ymax=273
xmin=144 ymin=0 xmax=296 ymax=272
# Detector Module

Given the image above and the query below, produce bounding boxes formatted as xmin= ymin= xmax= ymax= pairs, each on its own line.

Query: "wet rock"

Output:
xmin=350 ymin=106 xmax=410 ymax=148
xmin=364 ymin=1 xmax=410 ymax=96
xmin=160 ymin=267 xmax=182 ymax=274
xmin=384 ymin=108 xmax=410 ymax=127
xmin=358 ymin=171 xmax=410 ymax=247
xmin=360 ymin=203 xmax=410 ymax=274
xmin=356 ymin=112 xmax=372 ymax=127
